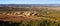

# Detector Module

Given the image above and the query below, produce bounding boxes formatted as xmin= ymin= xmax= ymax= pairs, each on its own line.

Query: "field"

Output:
xmin=0 ymin=5 xmax=60 ymax=26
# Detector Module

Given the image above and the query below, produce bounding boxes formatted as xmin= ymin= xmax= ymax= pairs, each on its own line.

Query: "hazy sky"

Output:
xmin=0 ymin=0 xmax=60 ymax=4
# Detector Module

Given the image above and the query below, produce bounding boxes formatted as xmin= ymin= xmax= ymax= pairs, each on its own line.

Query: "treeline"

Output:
xmin=0 ymin=7 xmax=48 ymax=11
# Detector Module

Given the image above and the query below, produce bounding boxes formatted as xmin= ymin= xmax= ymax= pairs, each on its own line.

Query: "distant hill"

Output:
xmin=0 ymin=4 xmax=60 ymax=12
xmin=0 ymin=4 xmax=60 ymax=7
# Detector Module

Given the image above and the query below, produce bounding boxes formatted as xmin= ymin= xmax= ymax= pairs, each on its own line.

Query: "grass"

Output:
xmin=0 ymin=8 xmax=60 ymax=26
xmin=0 ymin=18 xmax=60 ymax=26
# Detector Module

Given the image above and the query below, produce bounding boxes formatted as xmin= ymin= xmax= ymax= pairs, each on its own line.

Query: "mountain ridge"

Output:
xmin=0 ymin=4 xmax=60 ymax=7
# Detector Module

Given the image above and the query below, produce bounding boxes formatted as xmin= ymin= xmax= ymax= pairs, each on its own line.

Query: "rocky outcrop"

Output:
xmin=0 ymin=11 xmax=39 ymax=16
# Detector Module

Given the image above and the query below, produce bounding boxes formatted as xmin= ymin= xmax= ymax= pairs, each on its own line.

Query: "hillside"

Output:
xmin=0 ymin=4 xmax=60 ymax=26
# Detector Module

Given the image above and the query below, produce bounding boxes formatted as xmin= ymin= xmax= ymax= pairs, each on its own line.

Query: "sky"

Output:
xmin=0 ymin=0 xmax=60 ymax=4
